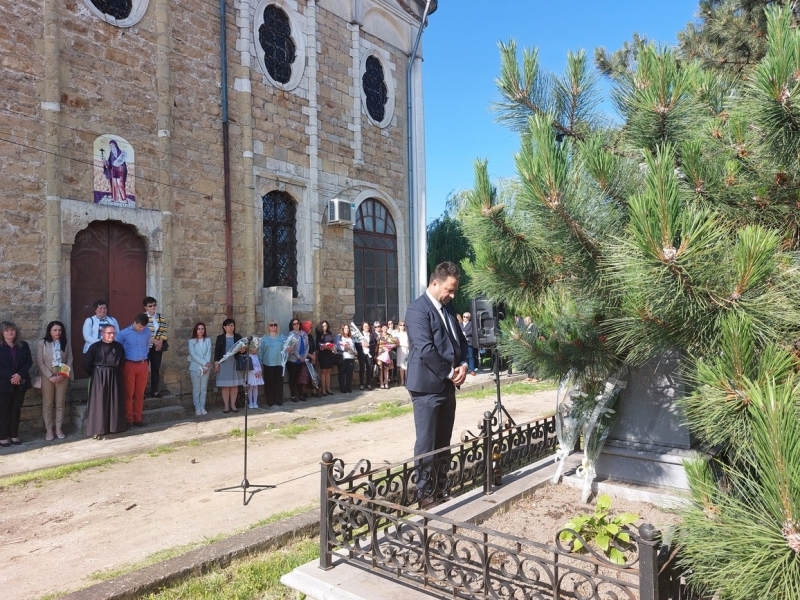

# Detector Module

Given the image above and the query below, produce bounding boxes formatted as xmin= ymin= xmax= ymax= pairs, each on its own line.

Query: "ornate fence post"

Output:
xmin=483 ymin=411 xmax=493 ymax=495
xmin=319 ymin=451 xmax=334 ymax=571
xmin=638 ymin=523 xmax=661 ymax=600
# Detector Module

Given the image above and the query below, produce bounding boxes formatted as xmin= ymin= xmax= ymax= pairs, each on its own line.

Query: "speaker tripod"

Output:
xmin=485 ymin=346 xmax=516 ymax=435
xmin=214 ymin=343 xmax=275 ymax=505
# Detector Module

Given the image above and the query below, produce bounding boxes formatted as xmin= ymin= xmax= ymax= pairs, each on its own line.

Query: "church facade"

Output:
xmin=1 ymin=0 xmax=432 ymax=390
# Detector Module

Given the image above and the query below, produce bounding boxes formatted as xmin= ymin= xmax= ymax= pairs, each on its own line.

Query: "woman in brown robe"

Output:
xmin=83 ymin=324 xmax=127 ymax=438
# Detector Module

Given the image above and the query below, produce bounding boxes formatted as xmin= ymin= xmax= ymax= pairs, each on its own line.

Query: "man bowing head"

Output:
xmin=405 ymin=261 xmax=470 ymax=467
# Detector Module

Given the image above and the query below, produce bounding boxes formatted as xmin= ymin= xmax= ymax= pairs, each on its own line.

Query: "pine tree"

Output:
xmin=461 ymin=5 xmax=800 ymax=596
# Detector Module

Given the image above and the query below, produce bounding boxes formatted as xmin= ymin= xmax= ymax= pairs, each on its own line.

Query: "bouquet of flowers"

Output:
xmin=218 ymin=337 xmax=249 ymax=365
xmin=57 ymin=364 xmax=72 ymax=377
xmin=339 ymin=336 xmax=355 ymax=354
xmin=305 ymin=358 xmax=321 ymax=388
xmin=577 ymin=371 xmax=627 ymax=503
xmin=383 ymin=335 xmax=397 ymax=351
xmin=350 ymin=322 xmax=365 ymax=345
xmin=321 ymin=342 xmax=336 ymax=351
xmin=551 ymin=370 xmax=586 ymax=484
xmin=281 ymin=334 xmax=300 ymax=376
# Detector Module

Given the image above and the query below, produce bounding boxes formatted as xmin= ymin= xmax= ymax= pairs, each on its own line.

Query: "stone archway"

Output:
xmin=70 ymin=220 xmax=146 ymax=377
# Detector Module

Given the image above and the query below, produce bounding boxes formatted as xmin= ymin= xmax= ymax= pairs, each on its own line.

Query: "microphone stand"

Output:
xmin=214 ymin=337 xmax=275 ymax=505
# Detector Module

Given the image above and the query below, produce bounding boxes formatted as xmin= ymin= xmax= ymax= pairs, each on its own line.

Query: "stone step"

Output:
xmin=18 ymin=391 xmax=191 ymax=439
xmin=137 ymin=405 xmax=192 ymax=428
xmin=143 ymin=393 xmax=187 ymax=411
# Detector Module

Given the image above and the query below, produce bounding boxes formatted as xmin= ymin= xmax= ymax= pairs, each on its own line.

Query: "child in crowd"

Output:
xmin=246 ymin=342 xmax=263 ymax=409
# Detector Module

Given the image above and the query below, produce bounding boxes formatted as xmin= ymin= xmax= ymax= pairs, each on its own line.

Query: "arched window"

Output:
xmin=263 ymin=191 xmax=297 ymax=296
xmin=354 ymin=199 xmax=398 ymax=324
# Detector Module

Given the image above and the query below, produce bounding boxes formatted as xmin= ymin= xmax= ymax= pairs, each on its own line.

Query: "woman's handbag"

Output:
xmin=235 ymin=353 xmax=252 ymax=371
xmin=334 ymin=352 xmax=343 ymax=365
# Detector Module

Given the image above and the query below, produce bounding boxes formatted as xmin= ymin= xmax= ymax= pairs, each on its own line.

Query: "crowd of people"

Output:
xmin=0 ymin=297 xmax=459 ymax=445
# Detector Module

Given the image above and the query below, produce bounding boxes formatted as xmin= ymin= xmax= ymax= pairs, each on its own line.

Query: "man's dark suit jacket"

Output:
xmin=405 ymin=292 xmax=470 ymax=395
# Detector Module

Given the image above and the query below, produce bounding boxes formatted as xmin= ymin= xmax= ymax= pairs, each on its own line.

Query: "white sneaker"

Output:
xmin=201 ymin=408 xmax=208 ymax=415
xmin=195 ymin=409 xmax=202 ymax=416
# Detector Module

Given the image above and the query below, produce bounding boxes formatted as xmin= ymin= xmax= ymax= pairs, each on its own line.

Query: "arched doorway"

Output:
xmin=70 ymin=220 xmax=147 ymax=377
xmin=353 ymin=199 xmax=398 ymax=324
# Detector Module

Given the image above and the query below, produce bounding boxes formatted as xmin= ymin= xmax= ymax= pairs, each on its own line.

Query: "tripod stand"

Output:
xmin=485 ymin=346 xmax=516 ymax=435
xmin=214 ymin=342 xmax=275 ymax=505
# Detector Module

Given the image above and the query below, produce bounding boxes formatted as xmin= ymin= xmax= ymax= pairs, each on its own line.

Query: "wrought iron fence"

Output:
xmin=317 ymin=411 xmax=705 ymax=600
xmin=324 ymin=413 xmax=557 ymax=509
xmin=322 ymin=490 xmax=650 ymax=599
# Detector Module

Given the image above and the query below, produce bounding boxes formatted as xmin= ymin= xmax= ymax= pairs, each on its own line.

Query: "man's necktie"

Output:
xmin=441 ymin=307 xmax=457 ymax=345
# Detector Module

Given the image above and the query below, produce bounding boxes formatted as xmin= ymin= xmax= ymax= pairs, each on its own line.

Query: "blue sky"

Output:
xmin=422 ymin=0 xmax=701 ymax=221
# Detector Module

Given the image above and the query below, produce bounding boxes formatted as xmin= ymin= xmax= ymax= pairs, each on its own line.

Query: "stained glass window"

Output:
xmin=258 ymin=5 xmax=296 ymax=85
xmin=90 ymin=0 xmax=132 ymax=19
xmin=363 ymin=55 xmax=388 ymax=123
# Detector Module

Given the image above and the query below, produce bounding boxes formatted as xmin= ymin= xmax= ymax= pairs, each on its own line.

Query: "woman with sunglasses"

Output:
xmin=257 ymin=320 xmax=286 ymax=407
xmin=460 ymin=311 xmax=477 ymax=375
xmin=285 ymin=318 xmax=309 ymax=402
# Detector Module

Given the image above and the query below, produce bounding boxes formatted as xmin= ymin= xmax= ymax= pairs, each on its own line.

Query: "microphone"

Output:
xmin=247 ymin=335 xmax=253 ymax=342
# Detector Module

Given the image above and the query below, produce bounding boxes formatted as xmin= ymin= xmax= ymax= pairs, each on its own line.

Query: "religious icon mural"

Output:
xmin=93 ymin=135 xmax=136 ymax=206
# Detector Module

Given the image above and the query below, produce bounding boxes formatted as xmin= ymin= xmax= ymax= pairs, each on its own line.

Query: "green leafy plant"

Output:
xmin=558 ymin=494 xmax=639 ymax=564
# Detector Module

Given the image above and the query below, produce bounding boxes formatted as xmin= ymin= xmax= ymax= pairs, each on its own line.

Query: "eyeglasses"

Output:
xmin=268 ymin=323 xmax=277 ymax=327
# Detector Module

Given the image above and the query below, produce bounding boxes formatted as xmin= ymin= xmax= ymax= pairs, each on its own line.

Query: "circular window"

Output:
xmin=360 ymin=52 xmax=395 ymax=128
xmin=82 ymin=0 xmax=149 ymax=27
xmin=254 ymin=0 xmax=306 ymax=91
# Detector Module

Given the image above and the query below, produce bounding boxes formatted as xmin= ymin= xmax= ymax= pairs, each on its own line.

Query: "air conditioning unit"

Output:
xmin=328 ymin=198 xmax=354 ymax=225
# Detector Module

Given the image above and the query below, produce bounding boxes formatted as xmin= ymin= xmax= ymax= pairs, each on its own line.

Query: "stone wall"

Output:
xmin=0 ymin=0 xmax=423 ymax=403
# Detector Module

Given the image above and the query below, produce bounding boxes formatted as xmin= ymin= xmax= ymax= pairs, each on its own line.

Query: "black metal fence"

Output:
xmin=318 ymin=412 xmax=702 ymax=600
xmin=322 ymin=413 xmax=557 ymax=510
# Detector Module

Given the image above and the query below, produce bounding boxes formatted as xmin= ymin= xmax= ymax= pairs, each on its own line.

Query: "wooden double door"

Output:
xmin=70 ymin=221 xmax=147 ymax=377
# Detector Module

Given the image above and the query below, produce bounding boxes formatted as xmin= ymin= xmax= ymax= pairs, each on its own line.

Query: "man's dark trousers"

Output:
xmin=412 ymin=383 xmax=456 ymax=457
xmin=412 ymin=381 xmax=457 ymax=498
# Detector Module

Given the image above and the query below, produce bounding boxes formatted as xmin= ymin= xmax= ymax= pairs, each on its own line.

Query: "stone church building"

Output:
xmin=1 ymin=0 xmax=433 ymax=391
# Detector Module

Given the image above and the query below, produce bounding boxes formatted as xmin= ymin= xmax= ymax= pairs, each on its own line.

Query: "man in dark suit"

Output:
xmin=405 ymin=262 xmax=471 ymax=502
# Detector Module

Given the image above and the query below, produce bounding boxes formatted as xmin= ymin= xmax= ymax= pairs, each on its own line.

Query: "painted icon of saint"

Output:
xmin=102 ymin=139 xmax=128 ymax=203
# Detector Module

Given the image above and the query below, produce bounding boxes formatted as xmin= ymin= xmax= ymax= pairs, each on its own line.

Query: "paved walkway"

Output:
xmin=1 ymin=370 xmax=554 ymax=600
xmin=0 ymin=370 xmax=532 ymax=478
